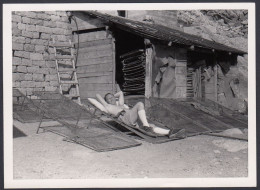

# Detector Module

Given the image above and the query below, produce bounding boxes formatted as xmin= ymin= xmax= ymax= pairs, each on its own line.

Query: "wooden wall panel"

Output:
xmin=77 ymin=56 xmax=113 ymax=66
xmin=73 ymin=31 xmax=112 ymax=43
xmin=77 ymin=63 xmax=113 ymax=73
xmin=80 ymin=83 xmax=113 ymax=91
xmin=78 ymin=75 xmax=113 ymax=84
xmin=71 ymin=12 xmax=105 ymax=31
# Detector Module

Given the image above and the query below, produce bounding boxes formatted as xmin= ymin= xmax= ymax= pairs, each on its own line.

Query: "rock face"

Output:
xmin=178 ymin=10 xmax=248 ymax=114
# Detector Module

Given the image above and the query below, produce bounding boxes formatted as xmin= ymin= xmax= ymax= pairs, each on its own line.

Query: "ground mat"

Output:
xmin=125 ymin=96 xmax=248 ymax=138
xmin=41 ymin=124 xmax=141 ymax=152
xmin=13 ymin=125 xmax=27 ymax=138
xmin=13 ymin=89 xmax=141 ymax=152
xmin=13 ymin=89 xmax=50 ymax=123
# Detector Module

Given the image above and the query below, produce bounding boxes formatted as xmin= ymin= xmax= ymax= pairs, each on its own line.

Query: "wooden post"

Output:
xmin=214 ymin=64 xmax=218 ymax=102
xmin=112 ymin=37 xmax=116 ymax=93
xmin=145 ymin=47 xmax=153 ymax=98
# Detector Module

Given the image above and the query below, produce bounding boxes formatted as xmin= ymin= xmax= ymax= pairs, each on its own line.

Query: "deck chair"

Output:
xmin=81 ymin=98 xmax=186 ymax=144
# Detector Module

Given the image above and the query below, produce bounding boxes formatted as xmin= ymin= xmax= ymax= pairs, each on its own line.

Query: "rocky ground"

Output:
xmin=178 ymin=10 xmax=248 ymax=113
xmin=13 ymin=119 xmax=248 ymax=180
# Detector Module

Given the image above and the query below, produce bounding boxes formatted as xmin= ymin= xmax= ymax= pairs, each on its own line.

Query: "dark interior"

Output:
xmin=114 ymin=29 xmax=145 ymax=96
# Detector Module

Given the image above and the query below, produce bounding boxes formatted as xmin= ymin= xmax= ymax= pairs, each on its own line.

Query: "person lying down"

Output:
xmin=95 ymin=90 xmax=185 ymax=138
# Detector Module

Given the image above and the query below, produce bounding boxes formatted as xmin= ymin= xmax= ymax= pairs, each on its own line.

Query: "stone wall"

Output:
xmin=12 ymin=11 xmax=72 ymax=99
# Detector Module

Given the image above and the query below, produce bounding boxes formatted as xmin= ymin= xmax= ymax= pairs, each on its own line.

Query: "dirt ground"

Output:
xmin=13 ymin=119 xmax=248 ymax=179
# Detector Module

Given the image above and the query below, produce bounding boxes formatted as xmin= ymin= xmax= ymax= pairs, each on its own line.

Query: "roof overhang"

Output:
xmin=72 ymin=11 xmax=247 ymax=55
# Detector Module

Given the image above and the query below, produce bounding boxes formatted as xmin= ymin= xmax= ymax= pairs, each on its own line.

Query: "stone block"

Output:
xmin=45 ymin=86 xmax=57 ymax=91
xmin=45 ymin=61 xmax=56 ymax=68
xmin=37 ymin=13 xmax=51 ymax=20
xmin=49 ymin=68 xmax=57 ymax=74
xmin=13 ymin=73 xmax=23 ymax=81
xmin=56 ymin=21 xmax=70 ymax=29
xmin=24 ymin=74 xmax=33 ymax=80
xmin=35 ymin=45 xmax=45 ymax=53
xmin=50 ymin=15 xmax=60 ymax=21
xmin=25 ymin=38 xmax=31 ymax=43
xmin=52 ymin=35 xmax=67 ymax=42
xmin=13 ymin=81 xmax=21 ymax=88
xmin=21 ymin=81 xmax=35 ymax=88
xmin=13 ymin=36 xmax=26 ymax=43
xmin=12 ymin=28 xmax=22 ymax=36
xmin=52 ymin=28 xmax=65 ymax=35
xmin=45 ymin=11 xmax=57 ymax=15
xmin=45 ymin=74 xmax=57 ymax=81
xmin=32 ymin=60 xmax=45 ymax=66
xmin=27 ymin=66 xmax=40 ymax=73
xmin=33 ymin=73 xmax=44 ymax=81
xmin=31 ymin=18 xmax=44 ymax=25
xmin=35 ymin=81 xmax=49 ymax=87
xmin=25 ymin=88 xmax=33 ymax=96
xmin=12 ymin=66 xmax=17 ymax=72
xmin=21 ymin=58 xmax=32 ymax=66
xmin=36 ymin=25 xmax=52 ymax=33
xmin=56 ymin=11 xmax=67 ymax=16
xmin=13 ymin=57 xmax=22 ymax=65
xmin=22 ymin=17 xmax=31 ymax=24
xmin=30 ymin=39 xmax=48 ymax=45
xmin=12 ymin=42 xmax=23 ymax=51
xmin=43 ymin=53 xmax=55 ymax=61
xmin=60 ymin=16 xmax=69 ymax=22
xmin=47 ymin=47 xmax=55 ymax=54
xmin=24 ymin=44 xmax=35 ymax=52
xmin=12 ymin=15 xmax=21 ymax=22
xmin=17 ymin=11 xmax=37 ymax=18
xmin=43 ymin=20 xmax=56 ymax=28
xmin=36 ymin=67 xmax=49 ymax=74
xmin=34 ymin=87 xmax=44 ymax=91
xmin=50 ymin=80 xmax=58 ymax=86
xmin=17 ymin=23 xmax=26 ymax=30
xmin=25 ymin=24 xmax=36 ymax=32
xmin=22 ymin=30 xmax=33 ymax=38
xmin=16 ymin=66 xmax=27 ymax=73
xmin=22 ymin=30 xmax=39 ymax=38
xmin=14 ymin=51 xmax=30 ymax=59
xmin=30 ymin=53 xmax=43 ymax=60
xmin=40 ymin=33 xmax=51 ymax=40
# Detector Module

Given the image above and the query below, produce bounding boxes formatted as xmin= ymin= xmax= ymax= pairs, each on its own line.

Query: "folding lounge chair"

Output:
xmin=82 ymin=98 xmax=186 ymax=144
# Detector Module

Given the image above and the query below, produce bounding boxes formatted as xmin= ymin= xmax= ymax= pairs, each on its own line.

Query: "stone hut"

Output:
xmin=12 ymin=10 xmax=247 ymax=112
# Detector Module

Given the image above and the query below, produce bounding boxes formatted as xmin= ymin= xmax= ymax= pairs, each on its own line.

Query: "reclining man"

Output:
xmin=96 ymin=90 xmax=185 ymax=138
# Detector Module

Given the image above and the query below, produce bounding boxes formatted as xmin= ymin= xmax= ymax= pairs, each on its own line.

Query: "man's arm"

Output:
xmin=96 ymin=94 xmax=108 ymax=107
xmin=114 ymin=91 xmax=124 ymax=106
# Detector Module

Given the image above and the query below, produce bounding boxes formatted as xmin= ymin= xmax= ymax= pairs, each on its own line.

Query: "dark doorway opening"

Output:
xmin=114 ymin=29 xmax=145 ymax=96
xmin=187 ymin=51 xmax=216 ymax=100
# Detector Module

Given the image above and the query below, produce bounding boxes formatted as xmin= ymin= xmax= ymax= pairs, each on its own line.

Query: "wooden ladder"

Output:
xmin=51 ymin=39 xmax=81 ymax=104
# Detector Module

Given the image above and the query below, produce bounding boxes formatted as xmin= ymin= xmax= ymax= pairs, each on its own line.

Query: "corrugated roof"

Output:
xmin=81 ymin=11 xmax=246 ymax=55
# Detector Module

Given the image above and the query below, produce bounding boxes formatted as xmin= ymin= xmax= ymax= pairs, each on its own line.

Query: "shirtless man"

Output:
xmin=96 ymin=91 xmax=180 ymax=137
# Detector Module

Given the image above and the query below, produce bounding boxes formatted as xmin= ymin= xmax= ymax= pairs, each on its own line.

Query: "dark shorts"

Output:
xmin=118 ymin=109 xmax=137 ymax=126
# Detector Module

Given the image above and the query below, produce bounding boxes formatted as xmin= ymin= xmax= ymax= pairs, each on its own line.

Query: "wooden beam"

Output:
xmin=112 ymin=37 xmax=116 ymax=93
xmin=145 ymin=45 xmax=153 ymax=98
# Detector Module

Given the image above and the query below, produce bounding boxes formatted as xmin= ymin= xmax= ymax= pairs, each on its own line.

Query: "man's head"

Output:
xmin=104 ymin=93 xmax=116 ymax=105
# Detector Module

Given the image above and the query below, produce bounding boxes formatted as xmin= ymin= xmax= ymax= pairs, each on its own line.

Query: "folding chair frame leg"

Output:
xmin=36 ymin=111 xmax=45 ymax=134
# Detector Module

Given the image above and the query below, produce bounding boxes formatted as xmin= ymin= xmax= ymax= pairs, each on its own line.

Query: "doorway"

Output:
xmin=114 ymin=29 xmax=145 ymax=96
xmin=187 ymin=51 xmax=216 ymax=100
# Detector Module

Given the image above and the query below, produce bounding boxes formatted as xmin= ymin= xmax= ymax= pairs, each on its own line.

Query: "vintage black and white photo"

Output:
xmin=3 ymin=3 xmax=256 ymax=188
